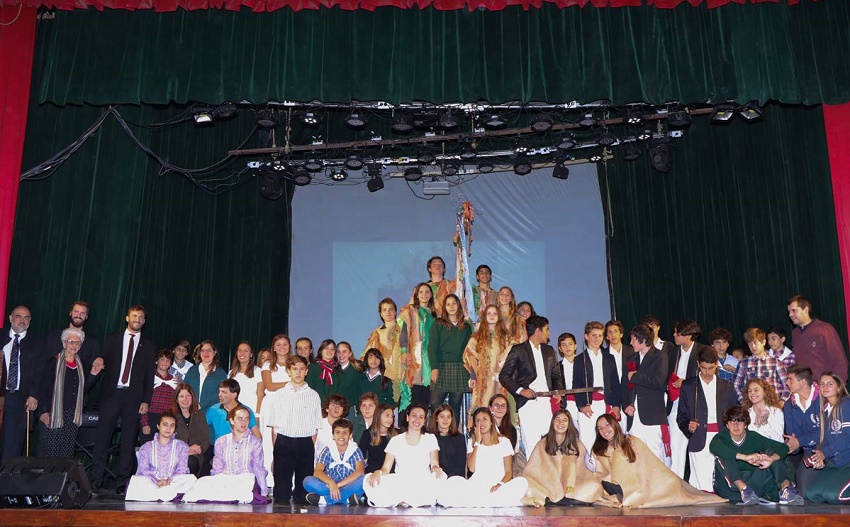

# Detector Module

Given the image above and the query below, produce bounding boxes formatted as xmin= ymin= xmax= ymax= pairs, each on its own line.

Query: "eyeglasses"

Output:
xmin=490 ymin=403 xmax=507 ymax=409
xmin=64 ymin=340 xmax=83 ymax=347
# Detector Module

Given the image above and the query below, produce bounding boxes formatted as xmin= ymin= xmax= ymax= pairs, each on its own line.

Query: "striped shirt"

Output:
xmin=265 ymin=382 xmax=322 ymax=438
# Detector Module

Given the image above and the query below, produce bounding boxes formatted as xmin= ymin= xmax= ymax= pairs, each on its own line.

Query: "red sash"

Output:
xmin=706 ymin=423 xmax=720 ymax=433
xmin=667 ymin=373 xmax=682 ymax=402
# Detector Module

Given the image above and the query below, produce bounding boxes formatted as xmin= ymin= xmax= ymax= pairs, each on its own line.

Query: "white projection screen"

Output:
xmin=289 ymin=165 xmax=612 ymax=355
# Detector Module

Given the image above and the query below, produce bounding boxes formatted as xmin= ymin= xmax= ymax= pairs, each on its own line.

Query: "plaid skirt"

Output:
xmin=434 ymin=362 xmax=471 ymax=393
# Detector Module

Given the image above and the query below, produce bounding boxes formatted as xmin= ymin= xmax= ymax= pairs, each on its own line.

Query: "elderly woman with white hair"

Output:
xmin=38 ymin=327 xmax=104 ymax=457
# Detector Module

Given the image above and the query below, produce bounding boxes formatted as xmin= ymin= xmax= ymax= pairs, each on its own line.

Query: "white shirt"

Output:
xmin=608 ymin=345 xmax=624 ymax=382
xmin=676 ymin=343 xmax=694 ymax=379
xmin=561 ymin=359 xmax=574 ymax=390
xmin=265 ymin=382 xmax=322 ymax=438
xmin=116 ymin=330 xmax=141 ymax=388
xmin=528 ymin=343 xmax=548 ymax=392
xmin=699 ymin=375 xmax=718 ymax=425
xmin=3 ymin=329 xmax=27 ymax=390
xmin=587 ymin=348 xmax=604 ymax=388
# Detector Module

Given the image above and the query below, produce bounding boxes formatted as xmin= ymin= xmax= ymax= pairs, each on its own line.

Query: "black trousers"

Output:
xmin=273 ymin=434 xmax=314 ymax=504
xmin=91 ymin=389 xmax=140 ymax=488
xmin=0 ymin=391 xmax=34 ymax=460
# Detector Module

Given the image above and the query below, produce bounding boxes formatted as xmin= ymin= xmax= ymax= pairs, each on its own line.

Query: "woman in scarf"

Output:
xmin=398 ymin=284 xmax=437 ymax=412
xmin=306 ymin=339 xmax=338 ymax=403
xmin=464 ymin=305 xmax=511 ymax=418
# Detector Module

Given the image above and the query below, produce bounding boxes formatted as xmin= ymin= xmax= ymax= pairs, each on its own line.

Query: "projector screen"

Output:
xmin=289 ymin=165 xmax=611 ymax=355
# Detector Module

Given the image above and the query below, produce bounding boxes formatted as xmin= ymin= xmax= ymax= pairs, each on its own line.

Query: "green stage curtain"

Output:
xmin=6 ymin=103 xmax=293 ymax=358
xmin=31 ymin=1 xmax=850 ymax=107
xmin=599 ymin=103 xmax=847 ymax=350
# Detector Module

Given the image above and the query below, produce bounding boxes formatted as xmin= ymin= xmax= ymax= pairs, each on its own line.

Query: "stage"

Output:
xmin=0 ymin=494 xmax=846 ymax=527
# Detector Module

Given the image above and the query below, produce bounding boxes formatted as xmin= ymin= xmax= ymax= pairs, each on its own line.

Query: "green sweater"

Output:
xmin=333 ymin=362 xmax=362 ymax=409
xmin=306 ymin=363 xmax=337 ymax=404
xmin=709 ymin=429 xmax=790 ymax=472
xmin=427 ymin=320 xmax=473 ymax=367
xmin=359 ymin=372 xmax=395 ymax=406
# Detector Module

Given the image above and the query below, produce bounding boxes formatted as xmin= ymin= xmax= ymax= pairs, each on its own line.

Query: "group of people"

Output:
xmin=2 ymin=258 xmax=849 ymax=508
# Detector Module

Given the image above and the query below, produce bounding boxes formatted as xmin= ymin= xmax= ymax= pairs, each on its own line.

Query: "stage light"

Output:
xmin=439 ymin=110 xmax=459 ymax=129
xmin=667 ymin=110 xmax=692 ymax=129
xmin=597 ymin=129 xmax=616 ymax=147
xmin=588 ymin=151 xmax=603 ymax=163
xmin=193 ymin=106 xmax=214 ymax=125
xmin=622 ymin=144 xmax=642 ymax=161
xmin=304 ymin=159 xmax=323 ymax=173
xmin=392 ymin=114 xmax=414 ymax=134
xmin=259 ymin=171 xmax=283 ymax=200
xmin=213 ymin=102 xmax=237 ymax=120
xmin=344 ymin=154 xmax=364 ymax=170
xmin=256 ymin=109 xmax=278 ymax=128
xmin=711 ymin=102 xmax=737 ymax=123
xmin=513 ymin=156 xmax=533 ymax=176
xmin=626 ymin=109 xmax=644 ymax=125
xmin=442 ymin=161 xmax=460 ymax=177
xmin=580 ymin=113 xmax=598 ymax=127
xmin=404 ymin=166 xmax=423 ymax=182
xmin=636 ymin=128 xmax=652 ymax=141
xmin=300 ymin=112 xmax=322 ymax=128
xmin=460 ymin=145 xmax=477 ymax=161
xmin=345 ymin=111 xmax=368 ymax=129
xmin=649 ymin=137 xmax=672 ymax=173
xmin=367 ymin=164 xmax=384 ymax=192
xmin=739 ymin=101 xmax=763 ymax=122
xmin=484 ymin=114 xmax=505 ymax=128
xmin=557 ymin=133 xmax=578 ymax=150
xmin=293 ymin=168 xmax=312 ymax=186
xmin=418 ymin=149 xmax=436 ymax=165
xmin=329 ymin=169 xmax=348 ymax=181
xmin=552 ymin=155 xmax=570 ymax=180
xmin=477 ymin=159 xmax=495 ymax=173
xmin=529 ymin=114 xmax=554 ymax=133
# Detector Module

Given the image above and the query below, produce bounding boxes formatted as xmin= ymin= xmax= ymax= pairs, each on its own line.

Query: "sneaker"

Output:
xmin=779 ymin=484 xmax=804 ymax=506
xmin=306 ymin=493 xmax=321 ymax=506
xmin=738 ymin=486 xmax=759 ymax=506
xmin=348 ymin=494 xmax=359 ymax=506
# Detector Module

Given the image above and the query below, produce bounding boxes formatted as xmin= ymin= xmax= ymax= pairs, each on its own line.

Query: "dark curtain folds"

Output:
xmin=599 ymin=103 xmax=847 ymax=353
xmin=30 ymin=1 xmax=850 ymax=107
xmin=7 ymin=103 xmax=293 ymax=360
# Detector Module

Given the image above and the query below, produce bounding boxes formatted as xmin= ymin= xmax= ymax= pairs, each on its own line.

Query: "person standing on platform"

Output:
xmin=676 ymin=346 xmax=738 ymax=491
xmin=168 ymin=340 xmax=193 ymax=382
xmin=574 ymin=321 xmax=621 ymax=452
xmin=666 ymin=319 xmax=712 ymax=478
xmin=426 ymin=256 xmax=456 ymax=318
xmin=139 ymin=348 xmax=177 ymax=445
xmin=604 ymin=320 xmax=635 ymax=432
xmin=556 ymin=333 xmax=580 ymax=424
xmin=44 ymin=301 xmax=102 ymax=381
xmin=428 ymin=294 xmax=473 ymax=417
xmin=184 ymin=340 xmax=228 ymax=411
xmin=2 ymin=305 xmax=43 ymax=460
xmin=640 ymin=314 xmax=676 ymax=363
xmin=365 ymin=299 xmax=404 ymax=404
xmin=333 ymin=341 xmax=362 ymax=417
xmin=782 ymin=365 xmax=821 ymax=497
xmin=472 ymin=264 xmax=496 ymax=319
xmin=622 ymin=324 xmax=668 ymax=463
xmin=709 ymin=327 xmax=739 ymax=383
xmin=91 ymin=305 xmax=156 ymax=494
xmin=733 ymin=328 xmax=791 ymax=402
xmin=306 ymin=339 xmax=338 ymax=404
xmin=464 ymin=305 xmax=511 ymax=418
xmin=787 ymin=295 xmax=848 ymax=381
xmin=228 ymin=341 xmax=263 ymax=416
xmin=499 ymin=315 xmax=564 ymax=456
xmin=398 ymin=284 xmax=437 ymax=412
xmin=767 ymin=327 xmax=796 ymax=369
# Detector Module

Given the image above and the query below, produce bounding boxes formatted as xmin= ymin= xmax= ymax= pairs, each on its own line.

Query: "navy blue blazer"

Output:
xmin=573 ymin=349 xmax=622 ymax=409
xmin=676 ymin=375 xmax=739 ymax=452
xmin=624 ymin=348 xmax=668 ymax=427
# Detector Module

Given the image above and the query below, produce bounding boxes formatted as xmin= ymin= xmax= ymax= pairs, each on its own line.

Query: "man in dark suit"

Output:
xmin=604 ymin=320 xmax=635 ymax=431
xmin=623 ymin=324 xmax=669 ymax=463
xmin=499 ymin=315 xmax=564 ymax=455
xmin=676 ymin=346 xmax=739 ymax=491
xmin=666 ymin=319 xmax=714 ymax=477
xmin=573 ymin=321 xmax=622 ymax=450
xmin=44 ymin=301 xmax=103 ymax=411
xmin=90 ymin=305 xmax=155 ymax=494
xmin=1 ymin=305 xmax=44 ymax=460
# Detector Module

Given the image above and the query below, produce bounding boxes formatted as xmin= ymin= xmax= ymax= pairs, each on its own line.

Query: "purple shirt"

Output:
xmin=136 ymin=434 xmax=190 ymax=484
xmin=792 ymin=319 xmax=848 ymax=381
xmin=212 ymin=432 xmax=267 ymax=495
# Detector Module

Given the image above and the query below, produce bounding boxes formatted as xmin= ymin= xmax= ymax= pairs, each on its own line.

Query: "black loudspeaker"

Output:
xmin=0 ymin=457 xmax=91 ymax=509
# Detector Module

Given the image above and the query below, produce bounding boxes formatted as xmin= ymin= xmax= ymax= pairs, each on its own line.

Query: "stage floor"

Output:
xmin=0 ymin=492 xmax=847 ymax=527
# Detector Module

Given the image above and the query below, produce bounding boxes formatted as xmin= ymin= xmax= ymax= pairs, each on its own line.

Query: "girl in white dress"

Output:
xmin=229 ymin=341 xmax=264 ymax=414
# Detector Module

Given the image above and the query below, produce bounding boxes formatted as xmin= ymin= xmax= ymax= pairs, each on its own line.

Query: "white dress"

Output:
xmin=439 ymin=436 xmax=527 ymax=507
xmin=232 ymin=366 xmax=264 ymax=414
xmin=748 ymin=405 xmax=785 ymax=443
xmin=364 ymin=433 xmax=445 ymax=507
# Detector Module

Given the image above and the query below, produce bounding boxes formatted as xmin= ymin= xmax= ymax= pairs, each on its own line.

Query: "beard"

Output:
xmin=70 ymin=317 xmax=86 ymax=328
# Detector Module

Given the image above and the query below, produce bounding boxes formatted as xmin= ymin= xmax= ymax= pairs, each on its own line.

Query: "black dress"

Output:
xmin=38 ymin=359 xmax=84 ymax=458
xmin=436 ymin=433 xmax=467 ymax=478
xmin=358 ymin=429 xmax=393 ymax=474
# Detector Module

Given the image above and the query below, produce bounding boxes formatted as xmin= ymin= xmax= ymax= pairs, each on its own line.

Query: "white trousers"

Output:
xmin=667 ymin=399 xmax=688 ymax=478
xmin=576 ymin=399 xmax=607 ymax=452
xmin=125 ymin=474 xmax=197 ymax=502
xmin=688 ymin=431 xmax=718 ymax=492
xmin=518 ymin=398 xmax=554 ymax=456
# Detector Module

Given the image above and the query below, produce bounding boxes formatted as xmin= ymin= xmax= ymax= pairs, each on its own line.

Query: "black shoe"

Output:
xmin=90 ymin=486 xmax=101 ymax=498
xmin=359 ymin=494 xmax=369 ymax=506
xmin=116 ymin=485 xmax=126 ymax=496
xmin=305 ymin=493 xmax=320 ymax=505
xmin=348 ymin=494 xmax=359 ymax=506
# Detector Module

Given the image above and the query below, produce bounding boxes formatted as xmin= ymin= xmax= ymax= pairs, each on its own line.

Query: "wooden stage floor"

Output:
xmin=0 ymin=494 xmax=847 ymax=527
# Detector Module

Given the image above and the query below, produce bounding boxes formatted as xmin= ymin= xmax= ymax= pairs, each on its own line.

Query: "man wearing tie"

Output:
xmin=90 ymin=305 xmax=155 ymax=494
xmin=498 ymin=315 xmax=564 ymax=455
xmin=1 ymin=306 xmax=43 ymax=460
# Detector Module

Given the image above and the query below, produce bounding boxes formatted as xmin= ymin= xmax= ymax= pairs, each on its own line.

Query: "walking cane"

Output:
xmin=25 ymin=408 xmax=30 ymax=457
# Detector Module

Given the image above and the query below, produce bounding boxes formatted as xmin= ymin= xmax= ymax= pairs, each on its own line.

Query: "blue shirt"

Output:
xmin=316 ymin=445 xmax=364 ymax=482
xmin=206 ymin=404 xmax=257 ymax=448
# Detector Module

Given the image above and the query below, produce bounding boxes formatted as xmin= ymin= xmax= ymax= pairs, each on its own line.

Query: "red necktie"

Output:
xmin=121 ymin=334 xmax=135 ymax=385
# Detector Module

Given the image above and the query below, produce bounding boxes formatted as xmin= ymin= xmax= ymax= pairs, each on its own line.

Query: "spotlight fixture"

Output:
xmin=626 ymin=109 xmax=644 ymax=125
xmin=649 ymin=136 xmax=672 ymax=173
xmin=579 ymin=113 xmax=598 ymax=127
xmin=438 ymin=110 xmax=459 ymax=129
xmin=292 ymin=168 xmax=312 ymax=186
xmin=213 ymin=102 xmax=237 ymax=120
xmin=711 ymin=102 xmax=737 ymax=123
xmin=597 ymin=129 xmax=616 ymax=147
xmin=552 ymin=155 xmax=570 ymax=180
xmin=622 ymin=144 xmax=642 ymax=161
xmin=442 ymin=160 xmax=460 ymax=177
xmin=300 ymin=112 xmax=322 ymax=128
xmin=557 ymin=133 xmax=578 ymax=150
xmin=392 ymin=114 xmax=414 ymax=134
xmin=404 ymin=166 xmax=423 ymax=182
xmin=259 ymin=171 xmax=283 ymax=200
xmin=193 ymin=106 xmax=214 ymax=125
xmin=667 ymin=109 xmax=692 ymax=129
xmin=344 ymin=154 xmax=364 ymax=170
xmin=588 ymin=151 xmax=603 ymax=163
xmin=529 ymin=114 xmax=555 ymax=133
xmin=739 ymin=100 xmax=763 ymax=122
xmin=636 ymin=128 xmax=653 ymax=141
xmin=418 ymin=149 xmax=436 ymax=165
xmin=255 ymin=109 xmax=278 ymax=128
xmin=366 ymin=164 xmax=384 ymax=192
xmin=304 ymin=158 xmax=323 ymax=173
xmin=514 ymin=143 xmax=530 ymax=155
xmin=329 ymin=168 xmax=348 ymax=181
xmin=484 ymin=114 xmax=506 ymax=128
xmin=345 ymin=111 xmax=368 ymax=129
xmin=460 ymin=144 xmax=477 ymax=161
xmin=513 ymin=156 xmax=533 ymax=176
xmin=477 ymin=159 xmax=495 ymax=173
